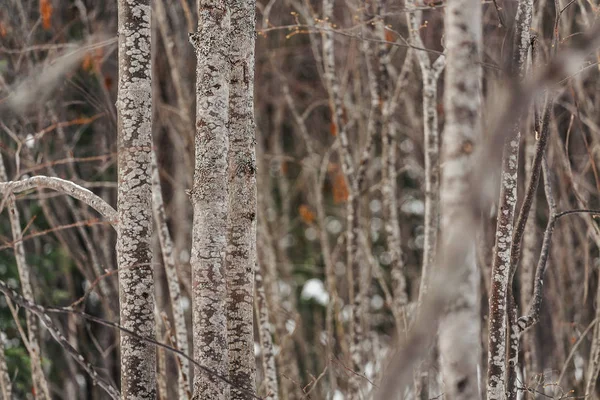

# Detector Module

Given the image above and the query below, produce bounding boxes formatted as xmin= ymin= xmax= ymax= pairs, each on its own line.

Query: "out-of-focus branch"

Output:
xmin=0 ymin=280 xmax=121 ymax=400
xmin=0 ymin=331 xmax=12 ymax=399
xmin=150 ymin=151 xmax=191 ymax=399
xmin=515 ymin=156 xmax=556 ymax=334
xmin=0 ymin=278 xmax=264 ymax=400
xmin=377 ymin=12 xmax=600 ymax=400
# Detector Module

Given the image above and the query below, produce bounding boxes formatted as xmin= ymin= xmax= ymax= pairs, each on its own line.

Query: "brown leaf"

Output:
xmin=332 ymin=173 xmax=349 ymax=204
xmin=298 ymin=205 xmax=316 ymax=224
xmin=384 ymin=28 xmax=395 ymax=43
xmin=330 ymin=122 xmax=337 ymax=136
xmin=82 ymin=53 xmax=93 ymax=71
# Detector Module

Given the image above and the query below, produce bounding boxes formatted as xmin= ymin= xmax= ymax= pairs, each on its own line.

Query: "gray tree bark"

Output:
xmin=226 ymin=0 xmax=258 ymax=396
xmin=189 ymin=0 xmax=231 ymax=397
xmin=487 ymin=3 xmax=533 ymax=398
xmin=116 ymin=0 xmax=156 ymax=398
xmin=438 ymin=1 xmax=483 ymax=399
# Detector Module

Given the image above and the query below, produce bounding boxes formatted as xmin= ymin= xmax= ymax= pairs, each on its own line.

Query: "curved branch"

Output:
xmin=0 ymin=176 xmax=118 ymax=230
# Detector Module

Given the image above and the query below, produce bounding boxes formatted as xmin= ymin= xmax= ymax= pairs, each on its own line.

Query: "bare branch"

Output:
xmin=0 ymin=176 xmax=118 ymax=229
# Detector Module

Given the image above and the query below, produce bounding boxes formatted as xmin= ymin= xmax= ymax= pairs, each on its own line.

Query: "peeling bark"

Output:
xmin=189 ymin=0 xmax=231 ymax=397
xmin=116 ymin=0 xmax=156 ymax=398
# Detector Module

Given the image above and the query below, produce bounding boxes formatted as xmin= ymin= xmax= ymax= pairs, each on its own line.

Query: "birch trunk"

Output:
xmin=189 ymin=0 xmax=231 ymax=397
xmin=116 ymin=0 xmax=155 ymax=398
xmin=0 ymin=153 xmax=51 ymax=400
xmin=226 ymin=0 xmax=257 ymax=396
xmin=439 ymin=1 xmax=482 ymax=398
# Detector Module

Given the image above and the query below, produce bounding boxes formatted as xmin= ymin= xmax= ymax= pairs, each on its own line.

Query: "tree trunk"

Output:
xmin=189 ymin=0 xmax=231 ymax=397
xmin=438 ymin=1 xmax=483 ymax=399
xmin=226 ymin=0 xmax=258 ymax=396
xmin=116 ymin=0 xmax=155 ymax=397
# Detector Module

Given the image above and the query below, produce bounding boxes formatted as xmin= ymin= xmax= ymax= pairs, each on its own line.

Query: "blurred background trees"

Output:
xmin=1 ymin=0 xmax=600 ymax=399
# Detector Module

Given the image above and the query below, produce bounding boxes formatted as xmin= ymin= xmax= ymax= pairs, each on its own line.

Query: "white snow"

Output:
xmin=301 ymin=279 xmax=329 ymax=306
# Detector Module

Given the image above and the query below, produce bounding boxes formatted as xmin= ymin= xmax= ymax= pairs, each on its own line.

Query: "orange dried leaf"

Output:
xmin=332 ymin=173 xmax=349 ymax=204
xmin=329 ymin=122 xmax=337 ymax=136
xmin=82 ymin=53 xmax=93 ymax=71
xmin=40 ymin=0 xmax=53 ymax=30
xmin=384 ymin=29 xmax=395 ymax=43
xmin=0 ymin=23 xmax=7 ymax=38
xmin=298 ymin=205 xmax=315 ymax=224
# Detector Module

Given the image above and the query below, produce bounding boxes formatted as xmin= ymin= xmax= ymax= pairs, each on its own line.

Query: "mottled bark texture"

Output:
xmin=226 ymin=0 xmax=257 ymax=396
xmin=486 ymin=137 xmax=518 ymax=400
xmin=189 ymin=0 xmax=231 ymax=397
xmin=116 ymin=0 xmax=156 ymax=398
xmin=151 ymin=151 xmax=191 ymax=399
xmin=438 ymin=1 xmax=482 ymax=399
xmin=487 ymin=3 xmax=533 ymax=397
xmin=0 ymin=154 xmax=51 ymax=400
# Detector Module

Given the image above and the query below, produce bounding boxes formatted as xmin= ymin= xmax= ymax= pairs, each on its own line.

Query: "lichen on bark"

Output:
xmin=226 ymin=0 xmax=258 ymax=396
xmin=116 ymin=0 xmax=156 ymax=398
xmin=189 ymin=0 xmax=231 ymax=398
